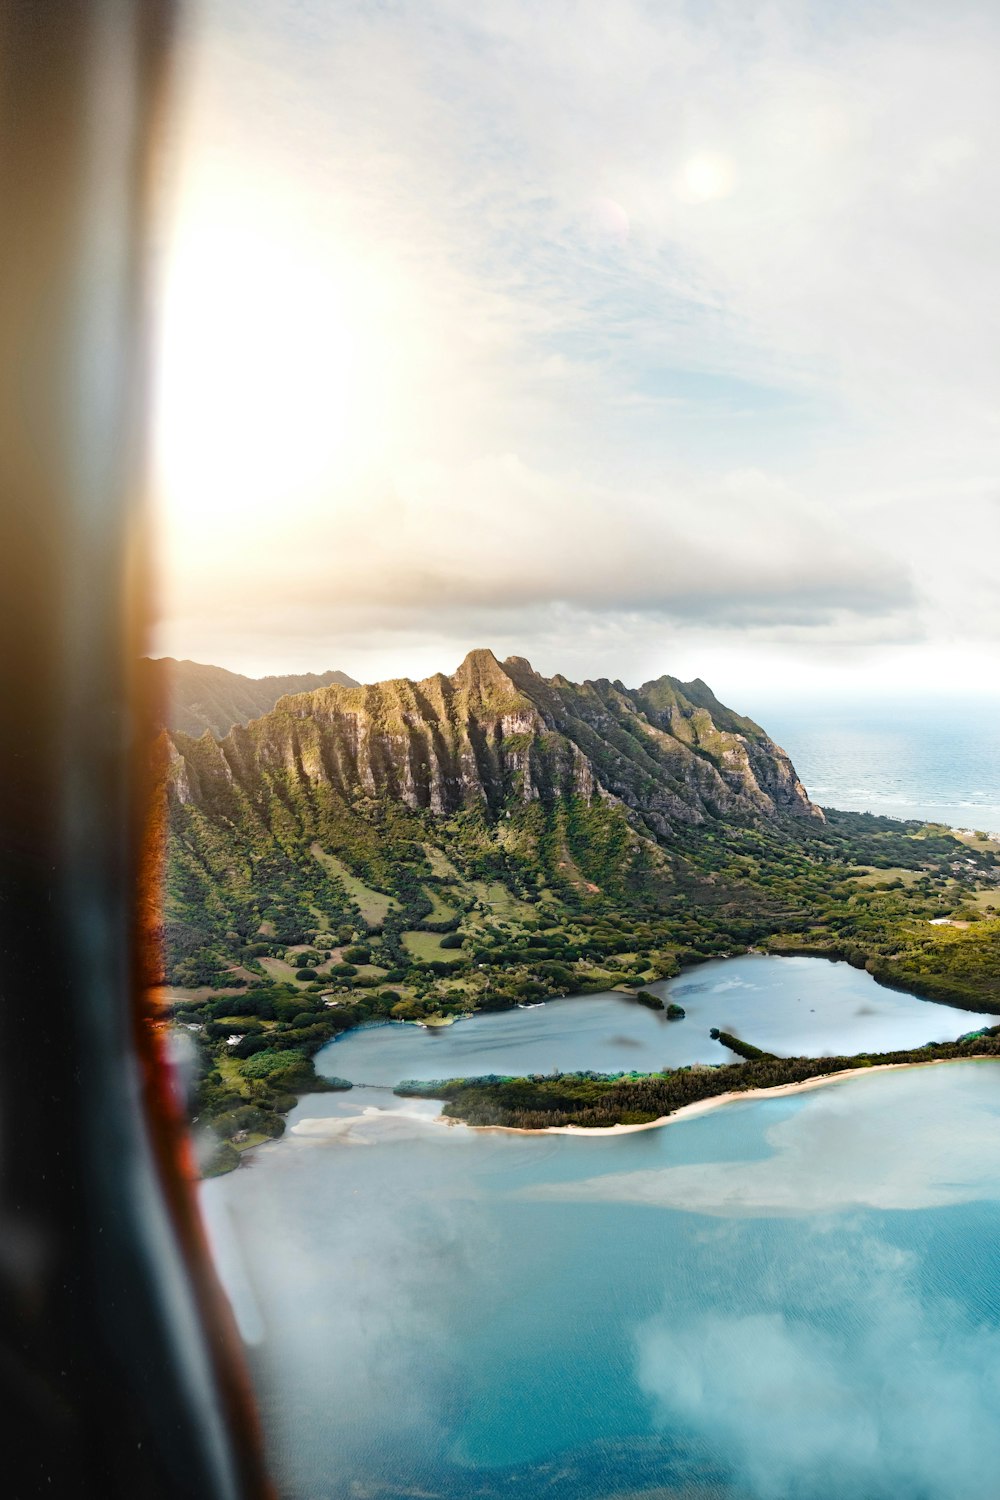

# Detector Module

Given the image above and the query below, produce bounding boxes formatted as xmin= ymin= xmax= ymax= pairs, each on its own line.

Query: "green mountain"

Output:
xmin=168 ymin=647 xmax=820 ymax=829
xmin=141 ymin=656 xmax=359 ymax=738
xmin=157 ymin=649 xmax=1000 ymax=1172
xmin=160 ymin=647 xmax=829 ymax=987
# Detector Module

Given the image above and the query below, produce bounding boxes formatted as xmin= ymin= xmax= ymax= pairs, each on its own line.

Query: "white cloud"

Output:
xmin=152 ymin=0 xmax=1000 ymax=692
xmin=636 ymin=1233 xmax=1000 ymax=1499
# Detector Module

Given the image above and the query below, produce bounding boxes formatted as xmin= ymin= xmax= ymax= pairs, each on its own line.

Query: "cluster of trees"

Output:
xmin=715 ymin=1031 xmax=775 ymax=1061
xmin=401 ymin=1029 xmax=1000 ymax=1129
xmin=634 ymin=991 xmax=664 ymax=1010
xmin=163 ymin=757 xmax=1000 ymax=1171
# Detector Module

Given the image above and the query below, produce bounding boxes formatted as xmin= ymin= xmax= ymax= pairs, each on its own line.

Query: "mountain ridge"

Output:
xmin=141 ymin=655 xmax=359 ymax=738
xmin=160 ymin=647 xmax=827 ymax=990
xmin=229 ymin=646 xmax=821 ymax=832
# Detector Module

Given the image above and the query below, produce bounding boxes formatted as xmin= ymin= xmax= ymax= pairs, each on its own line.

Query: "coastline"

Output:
xmin=201 ymin=948 xmax=1000 ymax=1172
xmin=458 ymin=1055 xmax=999 ymax=1138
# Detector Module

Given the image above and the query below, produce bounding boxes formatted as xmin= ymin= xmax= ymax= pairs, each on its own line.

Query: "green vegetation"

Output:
xmin=716 ymin=1032 xmax=776 ymax=1061
xmin=634 ymin=990 xmax=665 ymax=1010
xmin=402 ymin=930 xmax=462 ymax=961
xmin=310 ymin=846 xmax=399 ymax=928
xmin=396 ymin=1031 xmax=1000 ymax=1129
xmin=157 ymin=651 xmax=1000 ymax=1171
xmin=170 ymin=794 xmax=1000 ymax=1172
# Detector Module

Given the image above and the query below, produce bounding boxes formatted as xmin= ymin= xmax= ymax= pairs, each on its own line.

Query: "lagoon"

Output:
xmin=316 ymin=954 xmax=997 ymax=1087
xmin=202 ymin=958 xmax=1000 ymax=1498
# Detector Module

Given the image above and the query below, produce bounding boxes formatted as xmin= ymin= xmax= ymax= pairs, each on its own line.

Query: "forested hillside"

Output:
xmin=152 ymin=650 xmax=1000 ymax=1172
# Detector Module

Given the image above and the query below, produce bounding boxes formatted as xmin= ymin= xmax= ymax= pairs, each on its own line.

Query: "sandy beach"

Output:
xmin=459 ymin=1056 xmax=998 ymax=1138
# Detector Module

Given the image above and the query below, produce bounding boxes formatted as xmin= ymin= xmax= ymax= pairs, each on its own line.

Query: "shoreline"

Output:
xmin=221 ymin=1054 xmax=1000 ymax=1170
xmin=205 ymin=946 xmax=1000 ymax=1172
xmin=457 ymin=1055 xmax=999 ymax=1138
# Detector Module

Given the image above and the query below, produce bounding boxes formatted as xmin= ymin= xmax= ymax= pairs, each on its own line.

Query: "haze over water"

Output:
xmin=202 ymin=960 xmax=1000 ymax=1500
xmin=759 ymin=698 xmax=1000 ymax=835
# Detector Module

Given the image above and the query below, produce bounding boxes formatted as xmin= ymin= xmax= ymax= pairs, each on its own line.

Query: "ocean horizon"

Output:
xmin=753 ymin=696 xmax=1000 ymax=835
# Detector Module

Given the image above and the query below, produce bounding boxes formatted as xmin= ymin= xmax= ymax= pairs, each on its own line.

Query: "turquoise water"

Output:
xmin=757 ymin=697 xmax=1000 ymax=834
xmin=202 ymin=961 xmax=1000 ymax=1500
xmin=317 ymin=954 xmax=997 ymax=1086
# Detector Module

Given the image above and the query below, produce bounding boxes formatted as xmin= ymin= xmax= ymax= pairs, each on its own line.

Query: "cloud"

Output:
xmin=162 ymin=453 xmax=914 ymax=634
xmin=635 ymin=1228 xmax=1000 ymax=1499
xmin=152 ymin=0 xmax=1000 ymax=686
xmin=200 ymin=1096 xmax=499 ymax=1485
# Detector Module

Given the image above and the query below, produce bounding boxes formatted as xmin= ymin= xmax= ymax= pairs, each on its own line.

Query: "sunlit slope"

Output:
xmin=170 ymin=648 xmax=820 ymax=826
xmin=157 ymin=649 xmax=999 ymax=1019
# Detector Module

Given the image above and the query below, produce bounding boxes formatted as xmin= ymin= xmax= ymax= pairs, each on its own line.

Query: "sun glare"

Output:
xmin=675 ymin=152 xmax=735 ymax=203
xmin=153 ymin=210 xmax=365 ymax=543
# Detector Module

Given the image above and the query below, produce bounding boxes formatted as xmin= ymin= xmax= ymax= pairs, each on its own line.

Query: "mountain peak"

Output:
xmin=167 ymin=651 xmax=819 ymax=830
xmin=449 ymin=649 xmax=537 ymax=723
xmin=456 ymin=646 xmax=502 ymax=672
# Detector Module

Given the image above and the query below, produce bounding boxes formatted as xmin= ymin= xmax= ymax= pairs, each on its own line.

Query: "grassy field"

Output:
xmin=953 ymin=830 xmax=1000 ymax=853
xmin=471 ymin=880 xmax=539 ymax=922
xmin=423 ymin=887 xmax=460 ymax=923
xmin=850 ymin=866 xmax=925 ymax=888
xmin=310 ymin=843 xmax=399 ymax=926
xmin=147 ymin=984 xmax=217 ymax=1007
xmin=217 ymin=1054 xmax=247 ymax=1088
xmin=403 ymin=930 xmax=459 ymax=960
xmin=259 ymin=955 xmax=306 ymax=984
xmin=422 ymin=843 xmax=462 ymax=880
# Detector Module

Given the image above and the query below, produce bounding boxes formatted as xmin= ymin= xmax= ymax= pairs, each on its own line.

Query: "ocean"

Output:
xmin=202 ymin=959 xmax=1000 ymax=1500
xmin=754 ymin=696 xmax=1000 ymax=835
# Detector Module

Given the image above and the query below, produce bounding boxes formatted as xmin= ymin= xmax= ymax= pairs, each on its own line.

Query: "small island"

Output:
xmin=633 ymin=989 xmax=664 ymax=1010
xmin=631 ymin=990 xmax=685 ymax=1017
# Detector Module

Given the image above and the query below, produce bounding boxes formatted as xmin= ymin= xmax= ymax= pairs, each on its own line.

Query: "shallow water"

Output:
xmin=202 ymin=955 xmax=1000 ymax=1500
xmin=203 ymin=1062 xmax=1000 ymax=1500
xmin=317 ymin=954 xmax=997 ymax=1087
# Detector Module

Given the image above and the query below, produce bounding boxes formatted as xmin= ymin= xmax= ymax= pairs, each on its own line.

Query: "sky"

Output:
xmin=150 ymin=0 xmax=1000 ymax=704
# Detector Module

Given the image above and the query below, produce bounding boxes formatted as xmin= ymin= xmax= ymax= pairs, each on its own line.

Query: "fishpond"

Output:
xmin=201 ymin=957 xmax=1000 ymax=1500
xmin=317 ymin=953 xmax=998 ymax=1086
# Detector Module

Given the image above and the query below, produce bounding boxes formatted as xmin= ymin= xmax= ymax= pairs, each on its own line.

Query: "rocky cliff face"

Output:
xmin=166 ymin=648 xmax=820 ymax=836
